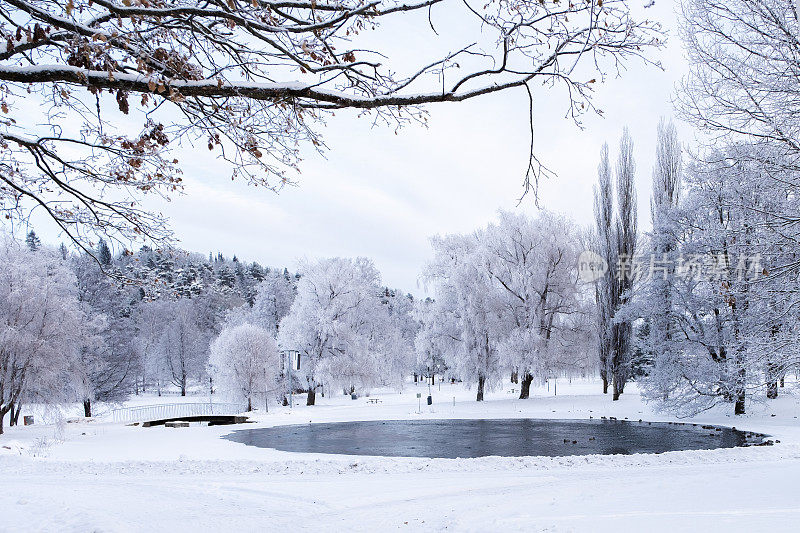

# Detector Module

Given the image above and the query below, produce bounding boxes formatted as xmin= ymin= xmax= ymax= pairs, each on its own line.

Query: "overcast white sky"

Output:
xmin=23 ymin=0 xmax=697 ymax=295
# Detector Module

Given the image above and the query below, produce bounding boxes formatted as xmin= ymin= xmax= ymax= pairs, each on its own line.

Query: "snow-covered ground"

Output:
xmin=2 ymin=378 xmax=800 ymax=532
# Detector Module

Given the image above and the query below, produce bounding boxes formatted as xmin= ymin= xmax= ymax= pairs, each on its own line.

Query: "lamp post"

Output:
xmin=283 ymin=349 xmax=299 ymax=409
xmin=264 ymin=366 xmax=269 ymax=413
xmin=426 ymin=367 xmax=433 ymax=407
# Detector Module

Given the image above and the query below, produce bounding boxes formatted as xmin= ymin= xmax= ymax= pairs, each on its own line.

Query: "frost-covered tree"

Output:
xmin=591 ymin=130 xmax=638 ymax=400
xmin=215 ymin=265 xmax=237 ymax=291
xmin=159 ymin=299 xmax=206 ymax=396
xmin=640 ymin=142 xmax=797 ymax=415
xmin=249 ymin=263 xmax=266 ymax=284
xmin=421 ymin=234 xmax=505 ymax=401
xmin=0 ymin=0 xmax=661 ymax=248
xmin=676 ymin=0 xmax=800 ymax=352
xmin=220 ymin=271 xmax=297 ymax=403
xmin=481 ymin=211 xmax=588 ymax=398
xmin=634 ymin=119 xmax=682 ymax=395
xmin=680 ymin=0 xmax=800 ymax=159
xmin=72 ymin=254 xmax=139 ymax=416
xmin=133 ymin=299 xmax=173 ymax=396
xmin=420 ymin=211 xmax=591 ymax=401
xmin=413 ymin=298 xmax=448 ymax=381
xmin=612 ymin=128 xmax=638 ymax=400
xmin=593 ymin=143 xmax=618 ymax=394
xmin=96 ymin=238 xmax=112 ymax=266
xmin=278 ymin=257 xmax=390 ymax=405
xmin=208 ymin=324 xmax=280 ymax=411
xmin=379 ymin=289 xmax=418 ymax=389
xmin=25 ymin=229 xmax=41 ymax=251
xmin=0 ymin=238 xmax=85 ymax=433
xmin=0 ymin=227 xmax=306 ymax=416
xmin=249 ymin=272 xmax=296 ymax=336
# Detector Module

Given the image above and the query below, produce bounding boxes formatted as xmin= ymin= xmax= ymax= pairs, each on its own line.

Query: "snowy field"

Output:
xmin=3 ymin=378 xmax=800 ymax=532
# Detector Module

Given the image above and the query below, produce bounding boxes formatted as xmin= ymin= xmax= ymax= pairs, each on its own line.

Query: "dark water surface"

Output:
xmin=223 ymin=418 xmax=750 ymax=458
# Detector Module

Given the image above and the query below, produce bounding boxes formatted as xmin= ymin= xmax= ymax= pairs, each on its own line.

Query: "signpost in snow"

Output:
xmin=416 ymin=392 xmax=421 ymax=414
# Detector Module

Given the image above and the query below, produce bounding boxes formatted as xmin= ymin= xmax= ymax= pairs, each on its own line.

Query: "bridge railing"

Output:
xmin=108 ymin=402 xmax=248 ymax=424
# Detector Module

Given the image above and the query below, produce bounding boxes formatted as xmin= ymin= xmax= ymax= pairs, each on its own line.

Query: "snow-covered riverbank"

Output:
xmin=2 ymin=379 xmax=799 ymax=531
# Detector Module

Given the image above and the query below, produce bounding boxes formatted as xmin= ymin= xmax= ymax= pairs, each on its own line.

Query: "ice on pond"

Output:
xmin=223 ymin=418 xmax=755 ymax=458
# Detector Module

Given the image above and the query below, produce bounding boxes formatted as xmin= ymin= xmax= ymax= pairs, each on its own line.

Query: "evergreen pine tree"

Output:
xmin=26 ymin=230 xmax=41 ymax=251
xmin=249 ymin=262 xmax=265 ymax=282
xmin=216 ymin=265 xmax=236 ymax=289
xmin=98 ymin=238 xmax=112 ymax=266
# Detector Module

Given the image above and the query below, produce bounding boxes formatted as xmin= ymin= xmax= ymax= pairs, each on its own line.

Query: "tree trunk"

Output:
xmin=511 ymin=371 xmax=518 ymax=384
xmin=307 ymin=388 xmax=316 ymax=406
xmin=735 ymin=393 xmax=746 ymax=415
xmin=0 ymin=407 xmax=5 ymax=435
xmin=11 ymin=403 xmax=21 ymax=426
xmin=413 ymin=373 xmax=418 ymax=383
xmin=765 ymin=359 xmax=780 ymax=399
xmin=780 ymin=376 xmax=785 ymax=388
xmin=767 ymin=380 xmax=778 ymax=399
xmin=247 ymin=396 xmax=253 ymax=412
xmin=612 ymin=380 xmax=622 ymax=401
xmin=7 ymin=402 xmax=15 ymax=427
xmin=519 ymin=374 xmax=533 ymax=399
xmin=181 ymin=381 xmax=186 ymax=397
xmin=282 ymin=395 xmax=289 ymax=406
xmin=476 ymin=375 xmax=485 ymax=401
xmin=734 ymin=362 xmax=746 ymax=415
xmin=602 ymin=375 xmax=609 ymax=394
xmin=83 ymin=398 xmax=92 ymax=418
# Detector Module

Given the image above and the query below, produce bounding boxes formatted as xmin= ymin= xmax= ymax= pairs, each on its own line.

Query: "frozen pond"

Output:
xmin=224 ymin=418 xmax=753 ymax=458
